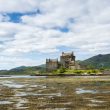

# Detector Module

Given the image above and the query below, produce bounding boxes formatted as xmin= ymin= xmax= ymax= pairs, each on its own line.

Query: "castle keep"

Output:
xmin=46 ymin=52 xmax=80 ymax=71
xmin=60 ymin=52 xmax=75 ymax=69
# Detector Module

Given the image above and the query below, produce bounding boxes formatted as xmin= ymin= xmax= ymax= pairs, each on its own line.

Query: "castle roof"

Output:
xmin=61 ymin=52 xmax=74 ymax=56
xmin=46 ymin=59 xmax=58 ymax=62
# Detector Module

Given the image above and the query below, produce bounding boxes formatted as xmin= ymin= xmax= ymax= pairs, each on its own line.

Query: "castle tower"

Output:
xmin=46 ymin=59 xmax=59 ymax=72
xmin=60 ymin=52 xmax=76 ymax=69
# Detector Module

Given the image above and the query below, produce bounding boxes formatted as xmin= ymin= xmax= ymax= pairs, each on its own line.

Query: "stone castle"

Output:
xmin=46 ymin=52 xmax=80 ymax=71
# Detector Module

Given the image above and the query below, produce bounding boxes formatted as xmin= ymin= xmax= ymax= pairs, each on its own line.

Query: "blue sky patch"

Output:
xmin=6 ymin=9 xmax=41 ymax=23
xmin=53 ymin=26 xmax=69 ymax=32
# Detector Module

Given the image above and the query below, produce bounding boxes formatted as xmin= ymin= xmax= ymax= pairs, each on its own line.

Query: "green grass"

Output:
xmin=52 ymin=68 xmax=101 ymax=75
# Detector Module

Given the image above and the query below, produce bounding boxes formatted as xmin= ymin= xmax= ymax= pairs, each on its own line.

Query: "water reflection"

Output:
xmin=0 ymin=101 xmax=13 ymax=105
xmin=1 ymin=80 xmax=25 ymax=88
xmin=0 ymin=76 xmax=110 ymax=110
xmin=0 ymin=75 xmax=46 ymax=79
xmin=76 ymin=88 xmax=98 ymax=94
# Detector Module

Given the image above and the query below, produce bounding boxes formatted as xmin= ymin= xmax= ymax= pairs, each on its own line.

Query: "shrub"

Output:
xmin=59 ymin=67 xmax=66 ymax=73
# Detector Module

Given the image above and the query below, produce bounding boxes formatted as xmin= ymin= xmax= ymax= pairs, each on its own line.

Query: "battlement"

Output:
xmin=62 ymin=52 xmax=74 ymax=56
xmin=46 ymin=59 xmax=58 ymax=63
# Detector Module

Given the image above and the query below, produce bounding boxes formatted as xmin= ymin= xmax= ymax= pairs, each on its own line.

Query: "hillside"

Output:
xmin=0 ymin=65 xmax=46 ymax=75
xmin=80 ymin=54 xmax=110 ymax=69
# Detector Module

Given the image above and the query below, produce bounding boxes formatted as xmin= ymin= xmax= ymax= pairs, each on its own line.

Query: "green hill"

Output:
xmin=0 ymin=65 xmax=46 ymax=75
xmin=80 ymin=54 xmax=110 ymax=69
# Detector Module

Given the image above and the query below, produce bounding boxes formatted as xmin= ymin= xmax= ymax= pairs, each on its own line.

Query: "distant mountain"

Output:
xmin=80 ymin=54 xmax=110 ymax=69
xmin=0 ymin=65 xmax=46 ymax=75
xmin=38 ymin=64 xmax=46 ymax=68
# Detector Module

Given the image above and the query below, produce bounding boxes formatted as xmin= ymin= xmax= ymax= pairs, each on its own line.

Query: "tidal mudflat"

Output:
xmin=0 ymin=76 xmax=110 ymax=110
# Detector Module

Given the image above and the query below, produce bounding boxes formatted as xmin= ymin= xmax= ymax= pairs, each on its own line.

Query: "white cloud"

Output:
xmin=0 ymin=56 xmax=38 ymax=70
xmin=21 ymin=0 xmax=87 ymax=28
xmin=0 ymin=0 xmax=41 ymax=13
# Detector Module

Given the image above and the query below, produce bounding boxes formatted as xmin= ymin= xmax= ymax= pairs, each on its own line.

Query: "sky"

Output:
xmin=0 ymin=0 xmax=110 ymax=70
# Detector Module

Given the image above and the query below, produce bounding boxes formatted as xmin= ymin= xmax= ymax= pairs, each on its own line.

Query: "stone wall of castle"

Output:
xmin=46 ymin=59 xmax=59 ymax=72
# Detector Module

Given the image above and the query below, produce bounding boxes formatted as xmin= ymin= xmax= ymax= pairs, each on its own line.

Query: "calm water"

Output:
xmin=0 ymin=76 xmax=110 ymax=110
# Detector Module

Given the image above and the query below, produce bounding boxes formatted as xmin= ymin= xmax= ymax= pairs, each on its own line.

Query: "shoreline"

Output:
xmin=32 ymin=74 xmax=110 ymax=76
xmin=0 ymin=73 xmax=110 ymax=77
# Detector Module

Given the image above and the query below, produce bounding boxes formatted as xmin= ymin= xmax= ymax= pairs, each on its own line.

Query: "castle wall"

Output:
xmin=46 ymin=59 xmax=59 ymax=72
